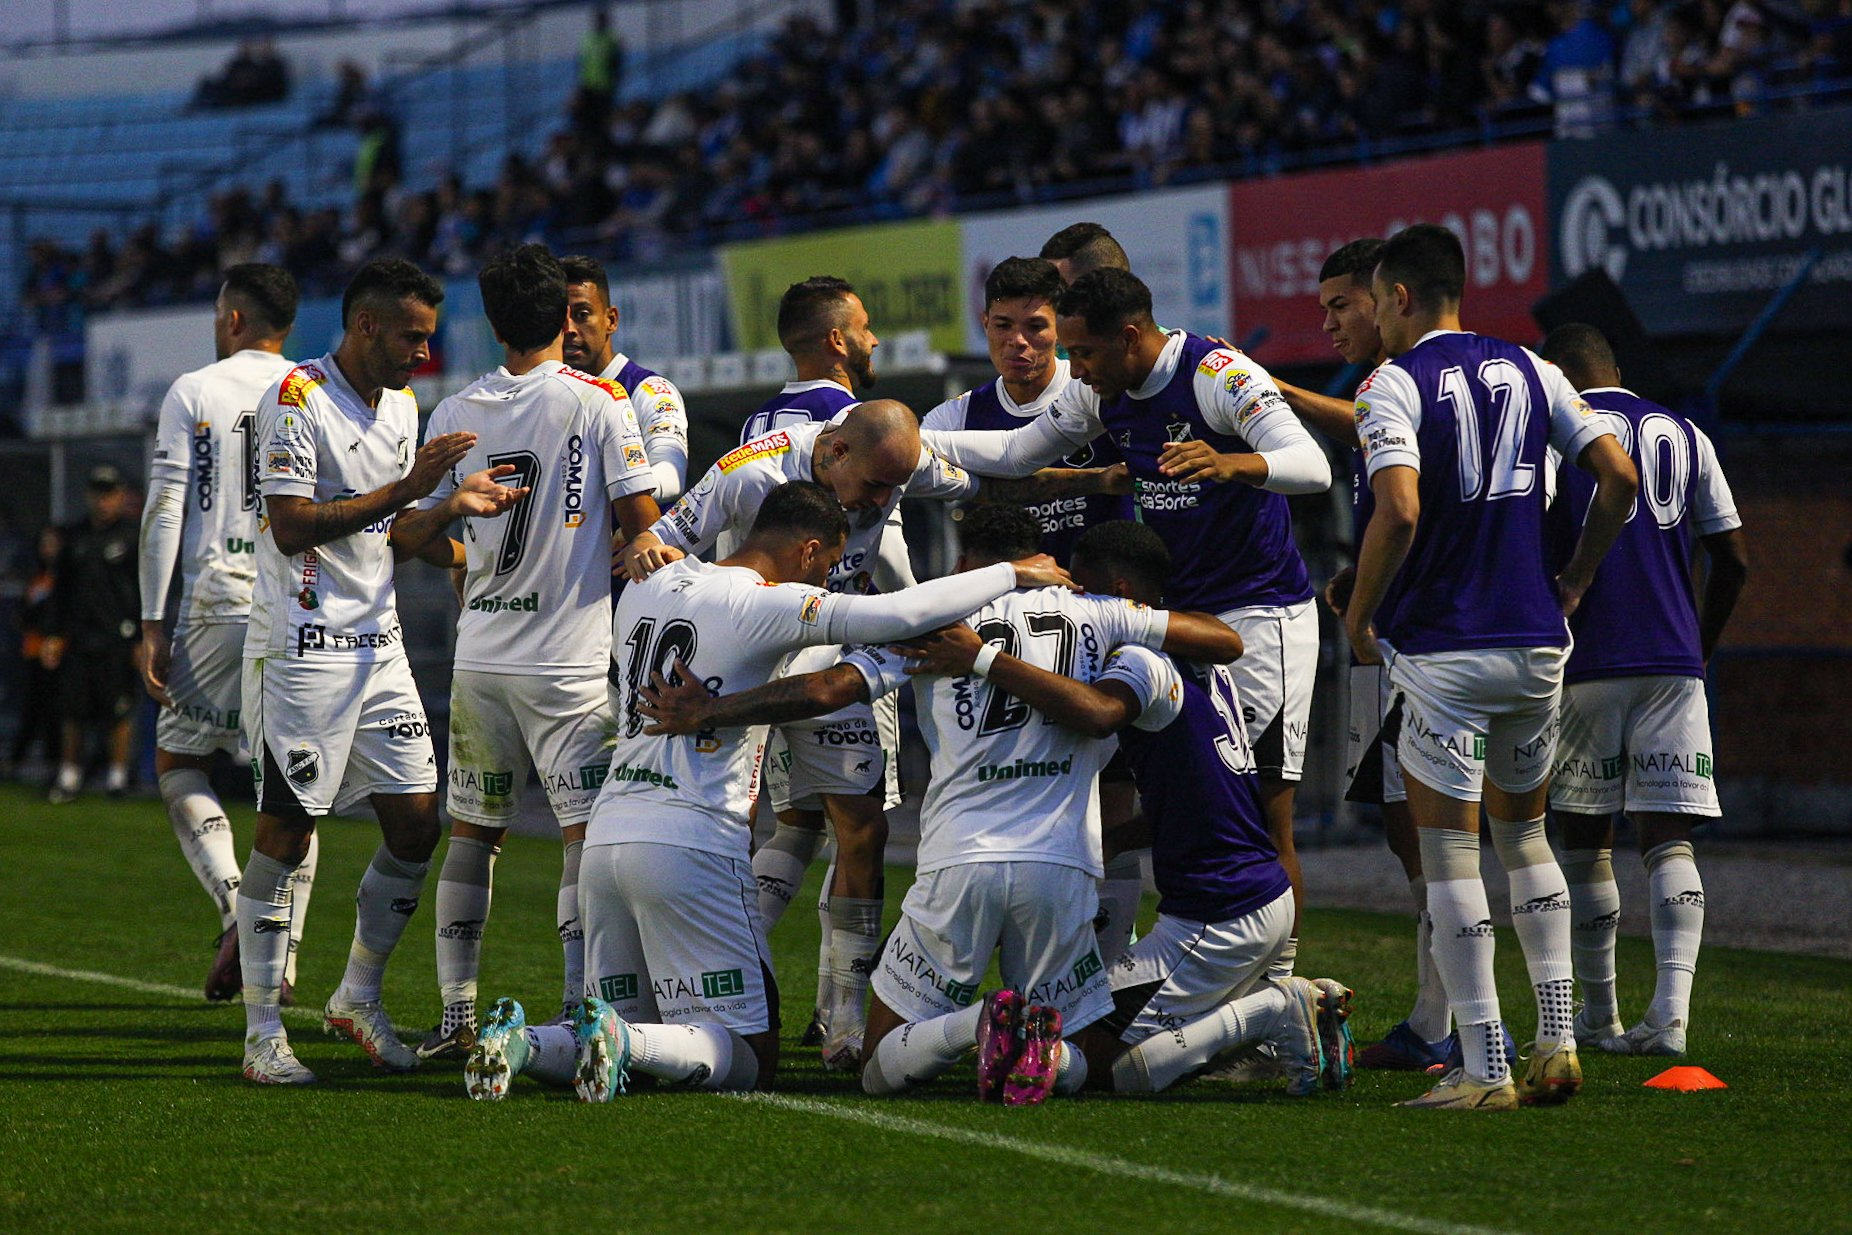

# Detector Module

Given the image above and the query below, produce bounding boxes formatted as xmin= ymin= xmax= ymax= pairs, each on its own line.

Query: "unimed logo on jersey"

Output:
xmin=563 ymin=433 xmax=588 ymax=527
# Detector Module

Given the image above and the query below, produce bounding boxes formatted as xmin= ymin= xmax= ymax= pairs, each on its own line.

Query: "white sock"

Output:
xmin=827 ymin=897 xmax=882 ymax=1042
xmin=285 ymin=828 xmax=318 ymax=987
xmin=161 ymin=768 xmax=242 ymax=930
xmin=55 ymin=762 xmax=81 ymax=793
xmin=1267 ymin=935 xmax=1299 ymax=982
xmin=1491 ymin=816 xmax=1574 ymax=1048
xmin=237 ymin=849 xmax=298 ymax=1041
xmin=630 ymin=1022 xmax=758 ymax=1089
xmin=1645 ymin=840 xmax=1703 ymax=1028
xmin=1095 ymin=848 xmax=1145 ymax=967
xmin=814 ymin=855 xmax=836 ymax=1020
xmin=1562 ymin=847 xmax=1620 ymax=1023
xmin=1420 ymin=828 xmax=1505 ymax=1083
xmin=522 ymin=1024 xmax=579 ymax=1085
xmin=105 ymin=763 xmax=129 ymax=793
xmin=434 ymin=836 xmax=496 ymax=1012
xmin=336 ymin=846 xmax=430 ymax=1005
xmin=1054 ymin=1040 xmax=1089 ymax=1095
xmin=1406 ymin=876 xmax=1452 ymax=1042
xmin=752 ymin=823 xmax=824 ymax=929
xmin=862 ymin=1003 xmax=985 ymax=1095
xmin=1111 ymin=983 xmax=1290 ymax=1093
xmin=558 ymin=839 xmax=585 ymax=1010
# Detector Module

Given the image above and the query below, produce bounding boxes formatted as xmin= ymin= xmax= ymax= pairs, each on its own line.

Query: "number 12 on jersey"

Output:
xmin=1438 ymin=359 xmax=1536 ymax=503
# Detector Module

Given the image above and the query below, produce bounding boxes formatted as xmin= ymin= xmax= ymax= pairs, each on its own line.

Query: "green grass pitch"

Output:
xmin=0 ymin=784 xmax=1846 ymax=1235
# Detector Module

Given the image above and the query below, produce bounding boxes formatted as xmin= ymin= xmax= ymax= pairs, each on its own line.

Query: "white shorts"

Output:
xmin=581 ymin=841 xmax=776 ymax=1035
xmin=1550 ymin=675 xmax=1719 ymax=817
xmin=156 ymin=621 xmax=247 ymax=758
xmin=244 ymin=654 xmax=437 ymax=817
xmin=1391 ymin=646 xmax=1566 ymax=803
xmin=764 ymin=644 xmax=898 ymax=813
xmin=1343 ymin=642 xmax=1406 ymax=806
xmin=872 ymin=861 xmax=1111 ymax=1033
xmin=1217 ymin=599 xmax=1318 ymax=782
xmin=1102 ymin=890 xmax=1295 ymax=1045
xmin=446 ymin=669 xmax=616 ymax=827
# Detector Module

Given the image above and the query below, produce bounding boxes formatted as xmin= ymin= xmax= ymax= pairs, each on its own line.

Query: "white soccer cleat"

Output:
xmin=1273 ymin=976 xmax=1325 ymax=1097
xmin=822 ymin=1034 xmax=863 ymax=1073
xmin=1201 ymin=1042 xmax=1288 ymax=1084
xmin=324 ymin=995 xmax=420 ymax=1072
xmin=1399 ymin=1066 xmax=1518 ymax=1111
xmin=1573 ymin=1005 xmax=1624 ymax=1047
xmin=1517 ymin=1040 xmax=1583 ymax=1106
xmin=242 ymin=1033 xmax=318 ymax=1085
xmin=1600 ymin=1017 xmax=1687 ymax=1057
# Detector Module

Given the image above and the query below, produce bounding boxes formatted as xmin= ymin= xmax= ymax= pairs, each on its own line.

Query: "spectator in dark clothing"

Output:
xmin=7 ymin=527 xmax=63 ymax=779
xmin=43 ymin=467 xmax=140 ymax=804
xmin=195 ymin=38 xmax=291 ymax=110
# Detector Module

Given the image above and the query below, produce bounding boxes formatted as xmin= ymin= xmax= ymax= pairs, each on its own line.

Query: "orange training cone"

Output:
xmin=1644 ymin=1066 xmax=1728 ymax=1091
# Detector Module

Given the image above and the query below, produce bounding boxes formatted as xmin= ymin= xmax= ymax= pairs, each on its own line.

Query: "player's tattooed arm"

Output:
xmin=975 ymin=463 xmax=1132 ymax=504
xmin=268 ymin=431 xmax=478 ymax=556
xmin=392 ymin=463 xmax=531 ymax=560
xmin=892 ymin=623 xmax=1141 ymax=739
xmin=637 ymin=658 xmax=869 ymax=734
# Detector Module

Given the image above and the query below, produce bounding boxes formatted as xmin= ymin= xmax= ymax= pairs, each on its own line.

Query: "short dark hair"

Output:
xmin=747 ymin=480 xmax=849 ymax=547
xmin=1539 ymin=322 xmax=1617 ymax=379
xmin=777 ymin=276 xmax=857 ymax=353
xmin=479 ymin=243 xmax=568 ymax=353
xmin=1039 ymin=222 xmax=1130 ymax=279
xmin=957 ymin=503 xmax=1042 ymax=563
xmin=1318 ymin=238 xmax=1385 ymax=287
xmin=983 ymin=257 xmax=1064 ymax=311
xmin=1374 ymin=224 xmax=1464 ymax=311
xmin=222 ymin=263 xmax=298 ymax=336
xmin=1053 ymin=268 xmax=1154 ymax=337
xmin=1072 ymin=520 xmax=1172 ymax=597
xmin=559 ymin=253 xmax=610 ymax=305
xmin=341 ymin=256 xmax=444 ymax=327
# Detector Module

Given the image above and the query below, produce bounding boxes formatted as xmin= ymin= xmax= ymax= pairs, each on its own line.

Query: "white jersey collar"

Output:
xmin=992 ymin=358 xmax=1070 ymax=417
xmin=599 ymin=352 xmax=632 ymax=382
xmin=782 ymin=377 xmax=853 ymax=396
xmin=1580 ymin=385 xmax=1636 ymax=397
xmin=1128 ymin=330 xmax=1186 ymax=401
xmin=319 ymin=352 xmax=377 ymax=411
xmin=1411 ymin=329 xmax=1471 ymax=349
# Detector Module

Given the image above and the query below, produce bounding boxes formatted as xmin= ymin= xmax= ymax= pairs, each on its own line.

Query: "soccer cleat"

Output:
xmin=1600 ymin=1017 xmax=1687 ymax=1057
xmin=1200 ymin=1042 xmax=1287 ymax=1083
xmin=821 ymin=1034 xmax=863 ymax=1073
xmin=1399 ymin=1066 xmax=1518 ymax=1110
xmin=1517 ymin=1040 xmax=1583 ymax=1106
xmin=1358 ymin=1020 xmax=1451 ymax=1071
xmin=417 ymin=1022 xmax=478 ymax=1062
xmin=1436 ymin=1022 xmax=1519 ymax=1075
xmin=1274 ymin=977 xmax=1325 ymax=1097
xmin=1574 ymin=1005 xmax=1625 ymax=1047
xmin=1311 ymin=978 xmax=1357 ymax=1092
xmin=974 ymin=988 xmax=1026 ymax=1103
xmin=204 ymin=927 xmax=242 ymax=1002
xmin=242 ymin=1033 xmax=318 ymax=1085
xmin=46 ymin=782 xmax=77 ymax=806
xmin=572 ymin=996 xmax=632 ymax=1102
xmin=798 ymin=1007 xmax=829 ymax=1048
xmin=1003 ymin=1004 xmax=1064 ymax=1107
xmin=464 ymin=997 xmax=530 ymax=1101
xmin=324 ymin=995 xmax=420 ymax=1073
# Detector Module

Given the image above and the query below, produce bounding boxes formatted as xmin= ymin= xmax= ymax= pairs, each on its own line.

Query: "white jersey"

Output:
xmin=586 ymin=556 xmax=1022 ymax=857
xmin=247 ymin=354 xmax=417 ymax=663
xmin=598 ymin=351 xmax=689 ymax=504
xmin=920 ymin=358 xmax=1072 ymax=434
xmin=845 ymin=587 xmax=1172 ymax=878
xmin=654 ymin=420 xmax=978 ymax=595
xmin=418 ymin=361 xmax=655 ymax=675
xmin=145 ymin=348 xmax=297 ymax=625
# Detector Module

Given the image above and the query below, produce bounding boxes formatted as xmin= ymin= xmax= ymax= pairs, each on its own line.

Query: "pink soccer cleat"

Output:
xmin=974 ymin=988 xmax=1025 ymax=1103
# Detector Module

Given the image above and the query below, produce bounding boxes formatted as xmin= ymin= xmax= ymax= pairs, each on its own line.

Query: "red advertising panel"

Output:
xmin=1229 ymin=143 xmax=1548 ymax=367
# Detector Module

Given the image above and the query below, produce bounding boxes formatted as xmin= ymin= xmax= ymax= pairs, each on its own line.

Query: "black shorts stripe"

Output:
xmin=258 ymin=739 xmax=314 ymax=820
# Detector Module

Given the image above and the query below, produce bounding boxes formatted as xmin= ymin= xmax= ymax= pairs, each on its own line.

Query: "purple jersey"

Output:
xmin=961 ymin=379 xmax=1133 ymax=564
xmin=1356 ymin=331 xmax=1609 ymax=656
xmin=741 ymin=380 xmax=856 ymax=445
xmin=1105 ymin=333 xmax=1312 ymax=612
xmin=613 ymin=356 xmax=660 ymax=398
xmin=1547 ymin=389 xmax=1740 ymax=684
xmin=1102 ymin=648 xmax=1290 ymax=923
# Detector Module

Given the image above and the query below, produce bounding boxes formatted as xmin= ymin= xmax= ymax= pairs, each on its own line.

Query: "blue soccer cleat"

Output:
xmin=572 ymin=996 xmax=633 ymax=1103
xmin=1357 ymin=1020 xmax=1451 ymax=1072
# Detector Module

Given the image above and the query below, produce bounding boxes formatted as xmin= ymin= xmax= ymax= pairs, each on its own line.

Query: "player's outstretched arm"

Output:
xmin=920 ymin=406 xmax=1096 ymax=479
xmin=1278 ymin=379 xmax=1363 ymax=448
xmin=815 ymin=556 xmax=1075 ymax=646
xmin=976 ymin=463 xmax=1132 ymax=505
xmin=1555 ymin=434 xmax=1640 ymax=618
xmin=1697 ymin=528 xmax=1749 ymax=662
xmin=391 ymin=462 xmax=531 ymax=560
xmin=893 ymin=623 xmax=1141 ymax=739
xmin=267 ymin=430 xmax=473 ymax=556
xmin=1157 ymin=611 xmax=1244 ymax=664
xmin=639 ymin=658 xmax=869 ymax=734
xmin=1347 ymin=465 xmax=1420 ymax=665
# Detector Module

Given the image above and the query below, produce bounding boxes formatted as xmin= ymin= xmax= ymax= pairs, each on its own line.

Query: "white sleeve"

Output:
xmin=413 ymin=402 xmax=459 ymax=512
xmin=841 ymin=642 xmax=910 ymax=703
xmin=1690 ymin=426 xmax=1742 ymax=535
xmin=634 ymin=374 xmax=689 ymax=503
xmin=1527 ymin=350 xmax=1611 ymax=463
xmin=871 ymin=509 xmax=918 ymax=592
xmin=919 ymin=393 xmax=969 ymax=435
xmin=815 ymin=562 xmax=1018 ymax=645
xmin=920 ymin=384 xmax=1101 ymax=477
xmin=1355 ymin=363 xmax=1423 ymax=481
xmin=1096 ymin=645 xmax=1184 ymax=732
xmin=148 ymin=377 xmax=195 ymax=488
xmin=1073 ymin=592 xmax=1169 ymax=654
xmin=900 ymin=445 xmax=980 ymax=503
xmin=598 ymin=386 xmax=657 ymax=500
xmin=137 ymin=478 xmax=186 ymax=622
xmin=1192 ymin=349 xmax=1331 ymax=493
xmin=652 ymin=458 xmax=765 ymax=555
xmin=257 ymin=388 xmax=319 ymax=500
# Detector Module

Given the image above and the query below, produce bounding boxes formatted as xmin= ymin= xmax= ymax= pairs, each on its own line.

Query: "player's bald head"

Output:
xmin=1540 ymin=323 xmax=1620 ymax=392
xmin=836 ymin=400 xmax=919 ymax=467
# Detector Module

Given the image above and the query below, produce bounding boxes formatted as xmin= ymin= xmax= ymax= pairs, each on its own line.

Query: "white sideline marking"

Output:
xmin=738 ymin=1092 xmax=1520 ymax=1235
xmin=0 ymin=955 xmax=321 ymax=1025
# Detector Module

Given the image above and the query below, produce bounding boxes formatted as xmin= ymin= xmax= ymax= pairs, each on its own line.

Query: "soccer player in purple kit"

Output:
xmin=921 ymin=268 xmax=1333 ymax=980
xmin=1346 ymin=225 xmax=1639 ymax=1110
xmin=1538 ymin=323 xmax=1748 ymax=1059
xmin=739 ymin=276 xmax=875 ymax=444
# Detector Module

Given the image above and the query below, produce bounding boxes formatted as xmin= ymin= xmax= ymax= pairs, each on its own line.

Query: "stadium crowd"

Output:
xmin=16 ymin=0 xmax=1852 ymax=329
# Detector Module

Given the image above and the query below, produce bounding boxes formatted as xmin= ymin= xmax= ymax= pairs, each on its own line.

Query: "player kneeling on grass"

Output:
xmin=638 ymin=504 xmax=1253 ymax=1105
xmin=892 ymin=520 xmax=1355 ymax=1101
xmin=464 ymin=481 xmax=1078 ymax=1099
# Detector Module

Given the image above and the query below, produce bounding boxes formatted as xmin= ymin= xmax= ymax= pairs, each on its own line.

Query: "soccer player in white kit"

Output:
xmin=415 ymin=245 xmax=671 ymax=1060
xmin=636 ymin=504 xmax=1248 ymax=1103
xmin=235 ymin=258 xmax=529 ymax=1085
xmin=137 ymin=264 xmax=318 ymax=1006
xmin=463 ymin=480 xmax=1076 ymax=1098
xmin=1345 ymin=226 xmax=1638 ymax=1110
xmin=1537 ymin=324 xmax=1748 ymax=1058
